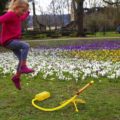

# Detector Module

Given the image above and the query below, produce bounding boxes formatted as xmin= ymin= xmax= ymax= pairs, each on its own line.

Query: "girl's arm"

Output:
xmin=20 ymin=11 xmax=30 ymax=21
xmin=0 ymin=12 xmax=14 ymax=23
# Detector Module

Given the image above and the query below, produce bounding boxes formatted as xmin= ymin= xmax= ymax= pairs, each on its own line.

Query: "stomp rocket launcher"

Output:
xmin=32 ymin=81 xmax=94 ymax=112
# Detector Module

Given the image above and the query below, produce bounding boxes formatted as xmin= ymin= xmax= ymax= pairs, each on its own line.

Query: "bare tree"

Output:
xmin=29 ymin=0 xmax=46 ymax=31
xmin=66 ymin=0 xmax=71 ymax=14
xmin=73 ymin=0 xmax=85 ymax=36
xmin=103 ymin=0 xmax=120 ymax=26
xmin=64 ymin=0 xmax=72 ymax=25
xmin=55 ymin=0 xmax=65 ymax=27
xmin=103 ymin=0 xmax=120 ymax=5
xmin=32 ymin=0 xmax=37 ymax=30
xmin=47 ymin=0 xmax=70 ymax=29
xmin=49 ymin=0 xmax=58 ymax=30
xmin=44 ymin=6 xmax=52 ymax=31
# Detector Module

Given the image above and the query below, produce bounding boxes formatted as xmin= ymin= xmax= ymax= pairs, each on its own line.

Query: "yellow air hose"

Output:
xmin=32 ymin=81 xmax=94 ymax=112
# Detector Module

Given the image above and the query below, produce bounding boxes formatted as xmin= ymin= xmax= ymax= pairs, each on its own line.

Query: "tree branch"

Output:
xmin=75 ymin=0 xmax=84 ymax=4
xmin=103 ymin=0 xmax=120 ymax=5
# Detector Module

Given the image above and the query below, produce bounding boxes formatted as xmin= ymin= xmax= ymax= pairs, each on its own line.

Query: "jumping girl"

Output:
xmin=0 ymin=0 xmax=34 ymax=90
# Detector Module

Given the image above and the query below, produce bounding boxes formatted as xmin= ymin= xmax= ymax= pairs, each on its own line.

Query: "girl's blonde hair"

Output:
xmin=8 ymin=0 xmax=29 ymax=10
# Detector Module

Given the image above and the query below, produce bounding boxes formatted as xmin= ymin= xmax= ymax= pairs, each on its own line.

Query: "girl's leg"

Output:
xmin=6 ymin=40 xmax=34 ymax=74
xmin=6 ymin=40 xmax=29 ymax=59
xmin=13 ymin=41 xmax=34 ymax=73
xmin=6 ymin=40 xmax=32 ymax=90
xmin=12 ymin=44 xmax=28 ymax=72
xmin=12 ymin=50 xmax=22 ymax=77
xmin=12 ymin=49 xmax=21 ymax=60
xmin=6 ymin=41 xmax=22 ymax=90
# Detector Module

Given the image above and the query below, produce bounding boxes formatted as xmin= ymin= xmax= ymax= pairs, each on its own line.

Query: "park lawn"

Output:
xmin=0 ymin=38 xmax=120 ymax=120
xmin=0 ymin=74 xmax=120 ymax=120
xmin=22 ymin=31 xmax=120 ymax=40
xmin=88 ymin=32 xmax=120 ymax=37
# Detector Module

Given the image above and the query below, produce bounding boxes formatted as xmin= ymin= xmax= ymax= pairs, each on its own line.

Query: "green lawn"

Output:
xmin=22 ymin=31 xmax=120 ymax=40
xmin=0 ymin=38 xmax=120 ymax=120
xmin=0 ymin=74 xmax=120 ymax=120
xmin=88 ymin=32 xmax=120 ymax=37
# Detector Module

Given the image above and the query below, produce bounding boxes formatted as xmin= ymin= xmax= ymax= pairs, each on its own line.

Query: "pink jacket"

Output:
xmin=0 ymin=11 xmax=29 ymax=46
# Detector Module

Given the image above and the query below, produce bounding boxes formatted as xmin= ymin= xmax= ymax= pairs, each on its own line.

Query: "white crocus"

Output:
xmin=0 ymin=48 xmax=119 ymax=81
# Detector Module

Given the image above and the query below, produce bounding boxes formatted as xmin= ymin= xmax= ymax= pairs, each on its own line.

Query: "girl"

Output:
xmin=0 ymin=0 xmax=34 ymax=90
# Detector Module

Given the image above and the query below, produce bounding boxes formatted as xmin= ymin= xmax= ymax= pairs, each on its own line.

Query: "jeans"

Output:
xmin=6 ymin=40 xmax=30 ymax=71
xmin=6 ymin=40 xmax=30 ymax=61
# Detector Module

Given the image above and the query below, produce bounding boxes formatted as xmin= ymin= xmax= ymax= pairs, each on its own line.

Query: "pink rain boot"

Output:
xmin=12 ymin=75 xmax=21 ymax=90
xmin=20 ymin=65 xmax=34 ymax=74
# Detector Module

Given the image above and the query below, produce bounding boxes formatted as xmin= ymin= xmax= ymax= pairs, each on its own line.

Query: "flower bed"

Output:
xmin=0 ymin=47 xmax=120 ymax=81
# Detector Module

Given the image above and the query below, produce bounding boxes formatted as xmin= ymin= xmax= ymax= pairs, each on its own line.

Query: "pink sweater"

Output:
xmin=0 ymin=11 xmax=29 ymax=46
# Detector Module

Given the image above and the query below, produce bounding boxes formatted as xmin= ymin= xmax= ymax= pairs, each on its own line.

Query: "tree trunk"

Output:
xmin=32 ymin=1 xmax=38 ymax=31
xmin=71 ymin=0 xmax=76 ymax=21
xmin=76 ymin=1 xmax=85 ymax=36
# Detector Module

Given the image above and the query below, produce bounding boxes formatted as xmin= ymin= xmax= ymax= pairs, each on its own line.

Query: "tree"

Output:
xmin=48 ymin=0 xmax=57 ymax=30
xmin=73 ymin=0 xmax=85 ymax=36
xmin=103 ymin=0 xmax=120 ymax=26
xmin=103 ymin=0 xmax=120 ymax=5
xmin=47 ymin=0 xmax=70 ymax=30
xmin=0 ymin=0 xmax=9 ymax=15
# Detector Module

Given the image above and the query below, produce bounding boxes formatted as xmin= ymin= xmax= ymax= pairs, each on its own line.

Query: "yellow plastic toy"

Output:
xmin=32 ymin=81 xmax=94 ymax=112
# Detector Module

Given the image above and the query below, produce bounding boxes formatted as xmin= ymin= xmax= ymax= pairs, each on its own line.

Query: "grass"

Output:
xmin=88 ymin=32 xmax=120 ymax=37
xmin=22 ymin=31 xmax=120 ymax=40
xmin=0 ymin=38 xmax=120 ymax=120
xmin=0 ymin=74 xmax=120 ymax=120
